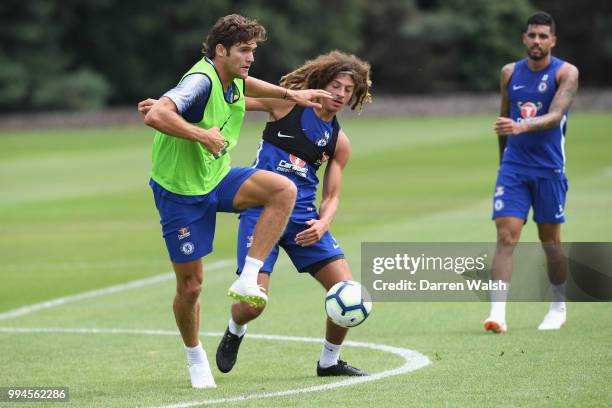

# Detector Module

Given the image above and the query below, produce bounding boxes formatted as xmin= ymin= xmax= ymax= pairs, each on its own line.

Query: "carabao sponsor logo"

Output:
xmin=277 ymin=154 xmax=308 ymax=178
xmin=519 ymin=101 xmax=538 ymax=118
xmin=516 ymin=101 xmax=544 ymax=121
xmin=290 ymin=154 xmax=306 ymax=168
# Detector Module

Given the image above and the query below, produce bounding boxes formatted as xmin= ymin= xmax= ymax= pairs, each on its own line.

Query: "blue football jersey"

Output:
xmin=242 ymin=107 xmax=335 ymax=221
xmin=502 ymin=57 xmax=568 ymax=179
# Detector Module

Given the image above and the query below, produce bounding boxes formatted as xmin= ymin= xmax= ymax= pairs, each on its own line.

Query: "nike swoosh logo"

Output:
xmin=513 ymin=85 xmax=526 ymax=90
xmin=277 ymin=131 xmax=295 ymax=139
xmin=555 ymin=213 xmax=564 ymax=219
xmin=333 ymin=244 xmax=340 ymax=249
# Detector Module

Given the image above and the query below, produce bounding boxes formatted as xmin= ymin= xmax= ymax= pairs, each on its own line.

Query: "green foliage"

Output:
xmin=0 ymin=0 xmax=112 ymax=111
xmin=32 ymin=69 xmax=111 ymax=109
xmin=243 ymin=0 xmax=362 ymax=84
xmin=532 ymin=0 xmax=612 ymax=80
xmin=361 ymin=0 xmax=532 ymax=92
xmin=1 ymin=0 xmax=610 ymax=109
xmin=442 ymin=0 xmax=533 ymax=91
xmin=0 ymin=0 xmax=68 ymax=110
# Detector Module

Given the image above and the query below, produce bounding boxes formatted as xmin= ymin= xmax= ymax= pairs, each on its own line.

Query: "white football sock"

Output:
xmin=185 ymin=342 xmax=205 ymax=366
xmin=550 ymin=282 xmax=566 ymax=311
xmin=319 ymin=339 xmax=342 ymax=368
xmin=241 ymin=256 xmax=263 ymax=282
xmin=228 ymin=317 xmax=247 ymax=337
xmin=489 ymin=282 xmax=510 ymax=322
xmin=185 ymin=343 xmax=216 ymax=388
xmin=490 ymin=302 xmax=506 ymax=322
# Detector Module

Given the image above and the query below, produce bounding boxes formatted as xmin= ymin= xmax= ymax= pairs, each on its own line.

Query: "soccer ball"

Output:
xmin=325 ymin=280 xmax=372 ymax=328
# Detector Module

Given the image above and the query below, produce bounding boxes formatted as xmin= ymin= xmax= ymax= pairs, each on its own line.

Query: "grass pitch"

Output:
xmin=0 ymin=113 xmax=611 ymax=407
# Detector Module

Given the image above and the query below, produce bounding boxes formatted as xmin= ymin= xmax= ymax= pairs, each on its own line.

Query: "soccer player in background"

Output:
xmin=485 ymin=11 xmax=579 ymax=334
xmin=140 ymin=14 xmax=331 ymax=388
xmin=215 ymin=51 xmax=372 ymax=376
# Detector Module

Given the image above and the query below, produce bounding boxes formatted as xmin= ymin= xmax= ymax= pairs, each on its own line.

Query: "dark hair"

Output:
xmin=526 ymin=11 xmax=556 ymax=34
xmin=202 ymin=14 xmax=267 ymax=58
xmin=280 ymin=50 xmax=372 ymax=112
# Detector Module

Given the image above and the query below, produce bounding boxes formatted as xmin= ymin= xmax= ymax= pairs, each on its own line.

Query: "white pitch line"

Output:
xmin=0 ymin=327 xmax=431 ymax=407
xmin=0 ymin=259 xmax=234 ymax=321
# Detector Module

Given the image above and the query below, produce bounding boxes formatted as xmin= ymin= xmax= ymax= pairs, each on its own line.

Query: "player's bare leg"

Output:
xmin=173 ymin=259 xmax=216 ymax=388
xmin=313 ymin=259 xmax=367 ymax=376
xmin=537 ymin=223 xmax=567 ymax=330
xmin=216 ymin=273 xmax=269 ymax=373
xmin=485 ymin=216 xmax=524 ymax=334
xmin=314 ymin=260 xmax=351 ymax=345
xmin=231 ymin=273 xmax=270 ymax=324
xmin=173 ymin=260 xmax=203 ymax=347
xmin=228 ymin=171 xmax=296 ymax=308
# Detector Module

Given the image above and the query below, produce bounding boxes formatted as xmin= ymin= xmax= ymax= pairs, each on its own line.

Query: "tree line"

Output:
xmin=1 ymin=0 xmax=610 ymax=111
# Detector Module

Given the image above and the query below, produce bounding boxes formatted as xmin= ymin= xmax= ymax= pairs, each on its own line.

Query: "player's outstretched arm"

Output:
xmin=245 ymin=77 xmax=332 ymax=109
xmin=245 ymin=97 xmax=295 ymax=121
xmin=494 ymin=63 xmax=579 ymax=137
xmin=141 ymin=97 xmax=226 ymax=156
xmin=294 ymin=130 xmax=350 ymax=247
xmin=142 ymin=96 xmax=277 ymax=119
xmin=244 ymin=97 xmax=270 ymax=112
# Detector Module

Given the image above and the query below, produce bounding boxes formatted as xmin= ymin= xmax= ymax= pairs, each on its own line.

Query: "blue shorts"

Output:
xmin=236 ymin=215 xmax=345 ymax=274
xmin=492 ymin=170 xmax=568 ymax=224
xmin=150 ymin=167 xmax=258 ymax=263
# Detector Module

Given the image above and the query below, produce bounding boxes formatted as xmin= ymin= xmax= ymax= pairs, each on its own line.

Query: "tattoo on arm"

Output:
xmin=523 ymin=66 xmax=579 ymax=132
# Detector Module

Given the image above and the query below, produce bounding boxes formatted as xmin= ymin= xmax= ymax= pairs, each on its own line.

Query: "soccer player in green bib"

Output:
xmin=141 ymin=14 xmax=331 ymax=388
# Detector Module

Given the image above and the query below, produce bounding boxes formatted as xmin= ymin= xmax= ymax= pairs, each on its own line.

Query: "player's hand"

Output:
xmin=199 ymin=127 xmax=226 ymax=157
xmin=138 ymin=98 xmax=158 ymax=116
xmin=495 ymin=117 xmax=525 ymax=136
xmin=286 ymin=89 xmax=333 ymax=110
xmin=295 ymin=219 xmax=330 ymax=247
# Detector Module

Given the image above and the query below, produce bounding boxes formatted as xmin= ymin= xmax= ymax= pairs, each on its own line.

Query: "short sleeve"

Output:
xmin=162 ymin=73 xmax=212 ymax=123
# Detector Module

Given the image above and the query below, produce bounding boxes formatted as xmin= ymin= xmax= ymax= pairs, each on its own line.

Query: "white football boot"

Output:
xmin=538 ymin=303 xmax=566 ymax=330
xmin=227 ymin=279 xmax=267 ymax=308
xmin=188 ymin=361 xmax=217 ymax=388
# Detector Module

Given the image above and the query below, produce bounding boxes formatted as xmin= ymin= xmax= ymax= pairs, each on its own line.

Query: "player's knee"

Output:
xmin=538 ymin=233 xmax=561 ymax=245
xmin=540 ymin=239 xmax=562 ymax=257
xmin=269 ymin=177 xmax=297 ymax=207
xmin=497 ymin=228 xmax=519 ymax=247
xmin=176 ymin=279 xmax=202 ymax=303
xmin=279 ymin=178 xmax=297 ymax=201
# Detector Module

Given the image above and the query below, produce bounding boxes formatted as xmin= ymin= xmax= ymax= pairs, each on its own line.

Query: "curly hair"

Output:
xmin=202 ymin=14 xmax=267 ymax=58
xmin=280 ymin=50 xmax=372 ymax=112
